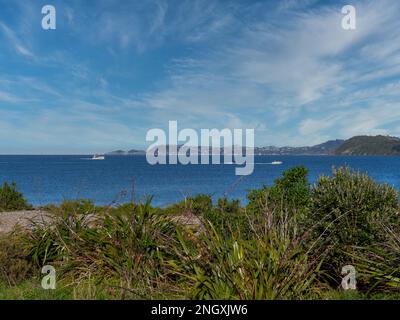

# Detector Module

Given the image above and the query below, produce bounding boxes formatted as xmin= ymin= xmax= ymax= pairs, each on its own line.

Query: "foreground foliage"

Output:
xmin=1 ymin=166 xmax=400 ymax=299
xmin=0 ymin=182 xmax=32 ymax=212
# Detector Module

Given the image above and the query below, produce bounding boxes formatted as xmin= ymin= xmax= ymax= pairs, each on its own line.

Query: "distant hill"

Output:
xmin=254 ymin=139 xmax=344 ymax=155
xmin=334 ymin=135 xmax=400 ymax=155
xmin=106 ymin=135 xmax=400 ymax=156
xmin=106 ymin=150 xmax=126 ymax=155
xmin=106 ymin=149 xmax=145 ymax=155
xmin=311 ymin=139 xmax=346 ymax=154
xmin=107 ymin=140 xmax=345 ymax=156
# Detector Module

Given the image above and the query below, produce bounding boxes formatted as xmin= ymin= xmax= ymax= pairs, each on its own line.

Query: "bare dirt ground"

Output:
xmin=0 ymin=210 xmax=50 ymax=234
xmin=0 ymin=210 xmax=204 ymax=235
xmin=170 ymin=213 xmax=204 ymax=233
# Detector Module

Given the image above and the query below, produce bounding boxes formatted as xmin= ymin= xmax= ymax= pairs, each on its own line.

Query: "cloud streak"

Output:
xmin=0 ymin=22 xmax=34 ymax=57
xmin=0 ymin=0 xmax=400 ymax=152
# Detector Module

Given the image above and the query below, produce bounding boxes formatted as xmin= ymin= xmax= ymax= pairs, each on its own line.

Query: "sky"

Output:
xmin=0 ymin=0 xmax=400 ymax=154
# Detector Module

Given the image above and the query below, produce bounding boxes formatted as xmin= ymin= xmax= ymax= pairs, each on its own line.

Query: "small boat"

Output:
xmin=271 ymin=161 xmax=283 ymax=165
xmin=92 ymin=154 xmax=105 ymax=160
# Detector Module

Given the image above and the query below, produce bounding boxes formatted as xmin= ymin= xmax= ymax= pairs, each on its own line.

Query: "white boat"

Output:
xmin=271 ymin=161 xmax=283 ymax=165
xmin=92 ymin=154 xmax=105 ymax=160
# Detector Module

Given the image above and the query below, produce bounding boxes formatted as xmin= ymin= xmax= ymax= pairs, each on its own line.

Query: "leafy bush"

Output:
xmin=0 ymin=232 xmax=36 ymax=285
xmin=216 ymin=197 xmax=241 ymax=214
xmin=45 ymin=199 xmax=100 ymax=217
xmin=247 ymin=166 xmax=311 ymax=217
xmin=164 ymin=194 xmax=246 ymax=235
xmin=274 ymin=166 xmax=311 ymax=208
xmin=201 ymin=197 xmax=245 ymax=234
xmin=170 ymin=205 xmax=322 ymax=299
xmin=309 ymin=167 xmax=400 ymax=279
xmin=187 ymin=194 xmax=213 ymax=215
xmin=24 ymin=197 xmax=183 ymax=299
xmin=348 ymin=223 xmax=400 ymax=292
xmin=161 ymin=194 xmax=212 ymax=217
xmin=0 ymin=182 xmax=32 ymax=212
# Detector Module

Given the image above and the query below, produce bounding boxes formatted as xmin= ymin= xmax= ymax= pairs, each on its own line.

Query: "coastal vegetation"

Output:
xmin=0 ymin=182 xmax=32 ymax=212
xmin=0 ymin=166 xmax=400 ymax=299
xmin=334 ymin=135 xmax=400 ymax=156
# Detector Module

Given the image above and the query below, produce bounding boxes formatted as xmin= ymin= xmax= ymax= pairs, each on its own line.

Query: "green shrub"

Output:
xmin=201 ymin=197 xmax=247 ymax=236
xmin=309 ymin=167 xmax=400 ymax=280
xmin=0 ymin=182 xmax=32 ymax=212
xmin=24 ymin=198 xmax=183 ymax=299
xmin=161 ymin=194 xmax=212 ymax=217
xmin=187 ymin=194 xmax=213 ymax=215
xmin=247 ymin=166 xmax=311 ymax=217
xmin=48 ymin=199 xmax=100 ymax=217
xmin=274 ymin=166 xmax=311 ymax=208
xmin=170 ymin=207 xmax=322 ymax=299
xmin=216 ymin=197 xmax=241 ymax=214
xmin=0 ymin=232 xmax=36 ymax=285
xmin=348 ymin=223 xmax=400 ymax=292
xmin=25 ymin=208 xmax=98 ymax=267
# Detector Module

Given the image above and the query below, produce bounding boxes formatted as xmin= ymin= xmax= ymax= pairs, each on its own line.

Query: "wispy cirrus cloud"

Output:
xmin=0 ymin=0 xmax=400 ymax=153
xmin=132 ymin=0 xmax=400 ymax=146
xmin=0 ymin=21 xmax=34 ymax=57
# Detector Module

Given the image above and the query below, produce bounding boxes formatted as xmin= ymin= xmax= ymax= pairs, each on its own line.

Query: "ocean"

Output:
xmin=0 ymin=155 xmax=399 ymax=207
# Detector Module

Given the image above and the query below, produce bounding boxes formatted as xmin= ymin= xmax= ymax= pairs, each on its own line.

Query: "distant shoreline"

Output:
xmin=0 ymin=154 xmax=400 ymax=157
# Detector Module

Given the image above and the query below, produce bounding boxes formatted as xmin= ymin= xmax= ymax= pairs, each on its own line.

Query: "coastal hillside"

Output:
xmin=107 ymin=149 xmax=146 ymax=155
xmin=254 ymin=139 xmax=345 ymax=155
xmin=107 ymin=135 xmax=400 ymax=156
xmin=335 ymin=135 xmax=400 ymax=156
xmin=108 ymin=140 xmax=346 ymax=156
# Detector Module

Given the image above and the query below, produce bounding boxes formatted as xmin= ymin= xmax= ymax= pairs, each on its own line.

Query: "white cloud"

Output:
xmin=2 ymin=0 xmax=400 ymax=151
xmin=0 ymin=22 xmax=34 ymax=57
xmin=131 ymin=0 xmax=400 ymax=145
xmin=0 ymin=90 xmax=24 ymax=103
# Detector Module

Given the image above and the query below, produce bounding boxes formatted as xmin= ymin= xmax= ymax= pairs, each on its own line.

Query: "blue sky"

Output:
xmin=0 ymin=0 xmax=400 ymax=154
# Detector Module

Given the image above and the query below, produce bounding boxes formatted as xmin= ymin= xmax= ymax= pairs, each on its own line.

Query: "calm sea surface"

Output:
xmin=0 ymin=155 xmax=399 ymax=207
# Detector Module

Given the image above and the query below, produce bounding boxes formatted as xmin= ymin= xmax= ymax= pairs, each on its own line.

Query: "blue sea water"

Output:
xmin=0 ymin=155 xmax=399 ymax=207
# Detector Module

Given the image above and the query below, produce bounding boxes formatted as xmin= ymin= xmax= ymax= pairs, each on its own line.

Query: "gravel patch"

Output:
xmin=0 ymin=210 xmax=50 ymax=234
xmin=0 ymin=210 xmax=204 ymax=235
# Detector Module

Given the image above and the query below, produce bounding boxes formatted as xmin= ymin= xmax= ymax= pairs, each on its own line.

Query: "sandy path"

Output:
xmin=0 ymin=210 xmax=204 ymax=235
xmin=0 ymin=210 xmax=50 ymax=234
